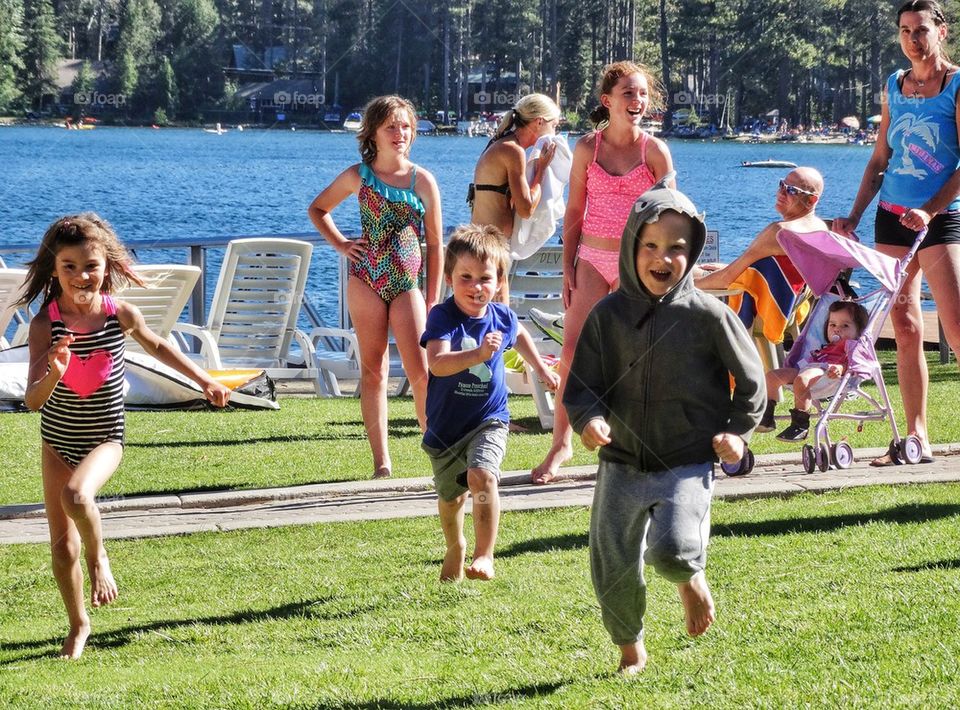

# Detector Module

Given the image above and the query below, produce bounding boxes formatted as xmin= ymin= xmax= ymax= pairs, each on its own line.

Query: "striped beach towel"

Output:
xmin=728 ymin=255 xmax=807 ymax=343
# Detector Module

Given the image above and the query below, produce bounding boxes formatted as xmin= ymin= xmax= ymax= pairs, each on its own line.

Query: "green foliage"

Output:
xmin=20 ymin=0 xmax=61 ymax=109
xmin=0 ymin=0 xmax=26 ymax=112
xmin=152 ymin=106 xmax=169 ymax=125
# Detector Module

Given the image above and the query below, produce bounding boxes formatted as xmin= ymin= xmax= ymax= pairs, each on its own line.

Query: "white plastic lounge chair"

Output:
xmin=171 ymin=238 xmax=321 ymax=394
xmin=505 ymin=246 xmax=563 ymax=429
xmin=310 ymin=253 xmax=412 ymax=397
xmin=117 ymin=264 xmax=202 ymax=354
xmin=0 ymin=268 xmax=28 ymax=348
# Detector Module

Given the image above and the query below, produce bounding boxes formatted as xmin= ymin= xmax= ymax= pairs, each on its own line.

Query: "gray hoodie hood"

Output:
xmin=618 ymin=187 xmax=707 ymax=301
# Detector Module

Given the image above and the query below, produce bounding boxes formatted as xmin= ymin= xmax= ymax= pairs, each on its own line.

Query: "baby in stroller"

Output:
xmin=758 ymin=300 xmax=869 ymax=441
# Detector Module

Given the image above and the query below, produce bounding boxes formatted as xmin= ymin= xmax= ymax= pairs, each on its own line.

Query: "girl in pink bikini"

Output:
xmin=532 ymin=61 xmax=675 ymax=484
xmin=19 ymin=214 xmax=231 ymax=658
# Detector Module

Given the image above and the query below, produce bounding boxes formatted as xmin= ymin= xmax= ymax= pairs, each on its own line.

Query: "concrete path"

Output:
xmin=2 ymin=444 xmax=959 ymax=545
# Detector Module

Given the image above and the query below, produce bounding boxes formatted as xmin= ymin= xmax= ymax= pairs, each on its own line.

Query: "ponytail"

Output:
xmin=493 ymin=110 xmax=517 ymax=141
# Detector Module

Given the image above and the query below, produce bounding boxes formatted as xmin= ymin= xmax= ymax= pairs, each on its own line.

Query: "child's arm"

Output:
xmin=511 ymin=324 xmax=559 ymax=391
xmin=307 ymin=165 xmax=365 ymax=261
xmin=116 ymin=301 xmax=230 ymax=407
xmin=426 ymin=331 xmax=502 ymax=377
xmin=561 ymin=139 xmax=591 ymax=308
xmin=561 ymin=311 xmax=609 ymax=432
xmin=714 ymin=308 xmax=767 ymax=440
xmin=645 ymin=135 xmax=676 ymax=188
xmin=415 ymin=167 xmax=444 ymax=310
xmin=24 ymin=312 xmax=70 ymax=411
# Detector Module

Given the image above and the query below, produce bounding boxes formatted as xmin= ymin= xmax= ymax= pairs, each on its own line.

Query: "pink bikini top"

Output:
xmin=581 ymin=130 xmax=657 ymax=240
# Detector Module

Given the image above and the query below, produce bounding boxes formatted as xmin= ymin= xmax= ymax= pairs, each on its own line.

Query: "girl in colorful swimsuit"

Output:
xmin=308 ymin=95 xmax=443 ymax=479
xmin=532 ymin=61 xmax=675 ymax=484
xmin=19 ymin=214 xmax=230 ymax=659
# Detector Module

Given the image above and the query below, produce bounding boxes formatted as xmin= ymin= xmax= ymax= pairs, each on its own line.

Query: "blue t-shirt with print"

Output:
xmin=420 ymin=297 xmax=518 ymax=450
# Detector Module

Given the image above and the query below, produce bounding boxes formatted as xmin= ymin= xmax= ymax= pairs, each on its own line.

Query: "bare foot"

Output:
xmin=89 ymin=555 xmax=118 ymax=608
xmin=372 ymin=465 xmax=392 ymax=479
xmin=440 ymin=537 xmax=466 ymax=582
xmin=59 ymin=619 xmax=91 ymax=660
xmin=618 ymin=640 xmax=648 ymax=675
xmin=464 ymin=555 xmax=495 ymax=580
xmin=530 ymin=443 xmax=573 ymax=484
xmin=677 ymin=572 xmax=715 ymax=637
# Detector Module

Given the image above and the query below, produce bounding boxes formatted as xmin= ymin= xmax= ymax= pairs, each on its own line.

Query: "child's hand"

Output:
xmin=204 ymin=380 xmax=231 ymax=408
xmin=478 ymin=331 xmax=502 ymax=360
xmin=48 ymin=334 xmax=75 ymax=379
xmin=826 ymin=364 xmax=844 ymax=379
xmin=581 ymin=418 xmax=612 ymax=451
xmin=538 ymin=366 xmax=560 ymax=392
xmin=339 ymin=238 xmax=368 ymax=264
xmin=712 ymin=433 xmax=745 ymax=465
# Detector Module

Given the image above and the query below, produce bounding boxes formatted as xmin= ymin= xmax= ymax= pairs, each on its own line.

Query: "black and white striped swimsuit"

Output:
xmin=41 ymin=295 xmax=125 ymax=467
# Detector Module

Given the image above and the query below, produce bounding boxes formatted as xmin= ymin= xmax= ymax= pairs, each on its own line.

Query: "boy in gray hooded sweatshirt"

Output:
xmin=563 ymin=187 xmax=765 ymax=674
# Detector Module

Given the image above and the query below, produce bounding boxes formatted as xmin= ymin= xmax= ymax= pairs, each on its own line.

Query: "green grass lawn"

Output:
xmin=1 ymin=352 xmax=957 ymax=506
xmin=1 ymin=483 xmax=958 ymax=707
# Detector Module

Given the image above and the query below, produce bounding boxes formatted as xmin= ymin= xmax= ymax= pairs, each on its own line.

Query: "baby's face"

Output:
xmin=826 ymin=310 xmax=859 ymax=342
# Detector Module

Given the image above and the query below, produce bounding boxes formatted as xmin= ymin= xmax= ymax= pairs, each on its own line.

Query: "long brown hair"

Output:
xmin=357 ymin=95 xmax=418 ymax=165
xmin=18 ymin=213 xmax=144 ymax=308
xmin=589 ymin=61 xmax=664 ymax=127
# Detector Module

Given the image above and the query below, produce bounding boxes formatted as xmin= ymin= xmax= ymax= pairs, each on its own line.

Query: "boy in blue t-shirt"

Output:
xmin=421 ymin=224 xmax=560 ymax=582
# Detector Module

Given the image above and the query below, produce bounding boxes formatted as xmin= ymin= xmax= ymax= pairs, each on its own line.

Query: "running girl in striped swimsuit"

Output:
xmin=19 ymin=214 xmax=231 ymax=659
xmin=532 ymin=61 xmax=676 ymax=484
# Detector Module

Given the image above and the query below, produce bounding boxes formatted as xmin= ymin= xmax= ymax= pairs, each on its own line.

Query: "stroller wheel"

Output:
xmin=721 ymin=447 xmax=755 ymax=476
xmin=802 ymin=444 xmax=817 ymax=474
xmin=901 ymin=435 xmax=924 ymax=465
xmin=832 ymin=441 xmax=854 ymax=469
xmin=887 ymin=439 xmax=903 ymax=465
xmin=817 ymin=443 xmax=831 ymax=472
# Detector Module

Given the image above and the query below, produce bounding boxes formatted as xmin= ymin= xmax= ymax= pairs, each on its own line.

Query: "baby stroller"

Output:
xmin=723 ymin=226 xmax=928 ymax=476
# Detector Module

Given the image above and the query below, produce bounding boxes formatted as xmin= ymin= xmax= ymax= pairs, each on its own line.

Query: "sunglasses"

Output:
xmin=779 ymin=179 xmax=818 ymax=197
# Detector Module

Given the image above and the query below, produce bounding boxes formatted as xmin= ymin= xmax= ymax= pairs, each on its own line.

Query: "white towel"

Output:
xmin=511 ymin=134 xmax=572 ymax=260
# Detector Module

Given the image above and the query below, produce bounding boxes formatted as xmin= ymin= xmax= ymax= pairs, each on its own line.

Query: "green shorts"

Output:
xmin=422 ymin=420 xmax=509 ymax=501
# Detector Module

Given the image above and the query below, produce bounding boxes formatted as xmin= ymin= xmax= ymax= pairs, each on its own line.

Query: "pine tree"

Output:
xmin=0 ymin=0 xmax=27 ymax=112
xmin=21 ymin=0 xmax=62 ymax=111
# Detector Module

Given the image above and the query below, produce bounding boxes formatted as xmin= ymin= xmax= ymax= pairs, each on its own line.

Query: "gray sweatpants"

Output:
xmin=590 ymin=459 xmax=714 ymax=645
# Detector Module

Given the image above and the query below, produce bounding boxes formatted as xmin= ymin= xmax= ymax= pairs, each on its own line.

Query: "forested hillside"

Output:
xmin=0 ymin=0 xmax=952 ymax=126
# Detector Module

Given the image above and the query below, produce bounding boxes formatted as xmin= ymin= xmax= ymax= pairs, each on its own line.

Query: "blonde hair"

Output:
xmin=444 ymin=224 xmax=511 ymax=284
xmin=18 ymin=213 xmax=144 ymax=308
xmin=493 ymin=93 xmax=561 ymax=141
xmin=589 ymin=61 xmax=664 ymax=127
xmin=357 ymin=95 xmax=418 ymax=164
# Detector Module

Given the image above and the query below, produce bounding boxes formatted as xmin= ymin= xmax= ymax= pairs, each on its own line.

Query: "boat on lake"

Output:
xmin=343 ymin=112 xmax=362 ymax=132
xmin=740 ymin=159 xmax=798 ymax=168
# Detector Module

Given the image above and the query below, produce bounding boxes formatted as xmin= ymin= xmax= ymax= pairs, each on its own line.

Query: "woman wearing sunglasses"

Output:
xmin=835 ymin=0 xmax=960 ymax=466
xmin=695 ymin=167 xmax=828 ymax=291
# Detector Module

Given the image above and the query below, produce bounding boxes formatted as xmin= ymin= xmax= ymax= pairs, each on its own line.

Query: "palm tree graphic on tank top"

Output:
xmin=891 ymin=113 xmax=943 ymax=179
xmin=460 ymin=336 xmax=492 ymax=383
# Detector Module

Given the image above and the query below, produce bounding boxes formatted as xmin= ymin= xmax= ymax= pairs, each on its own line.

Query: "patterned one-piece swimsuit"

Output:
xmin=41 ymin=295 xmax=126 ymax=467
xmin=350 ymin=162 xmax=426 ymax=304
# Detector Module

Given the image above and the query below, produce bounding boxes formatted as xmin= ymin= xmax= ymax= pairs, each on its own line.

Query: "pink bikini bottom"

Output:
xmin=577 ymin=243 xmax=620 ymax=286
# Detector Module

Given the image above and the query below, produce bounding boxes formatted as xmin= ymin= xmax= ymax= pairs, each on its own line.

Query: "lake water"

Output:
xmin=0 ymin=126 xmax=882 ymax=327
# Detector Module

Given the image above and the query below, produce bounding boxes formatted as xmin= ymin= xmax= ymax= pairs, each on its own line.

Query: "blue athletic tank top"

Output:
xmin=880 ymin=69 xmax=960 ymax=212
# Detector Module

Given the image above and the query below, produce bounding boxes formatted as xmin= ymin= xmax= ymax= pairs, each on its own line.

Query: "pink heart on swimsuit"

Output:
xmin=61 ymin=350 xmax=114 ymax=398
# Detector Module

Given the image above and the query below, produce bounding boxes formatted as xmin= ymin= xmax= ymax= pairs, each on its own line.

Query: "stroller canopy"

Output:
xmin=776 ymin=229 xmax=901 ymax=296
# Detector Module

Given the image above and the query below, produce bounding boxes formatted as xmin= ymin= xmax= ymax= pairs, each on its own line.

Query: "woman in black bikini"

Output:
xmin=469 ymin=94 xmax=560 ymax=243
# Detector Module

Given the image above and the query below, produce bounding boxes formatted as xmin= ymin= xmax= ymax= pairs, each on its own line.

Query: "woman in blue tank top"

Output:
xmin=835 ymin=0 xmax=960 ymax=466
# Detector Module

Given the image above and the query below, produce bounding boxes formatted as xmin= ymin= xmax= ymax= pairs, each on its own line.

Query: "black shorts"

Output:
xmin=875 ymin=205 xmax=960 ymax=250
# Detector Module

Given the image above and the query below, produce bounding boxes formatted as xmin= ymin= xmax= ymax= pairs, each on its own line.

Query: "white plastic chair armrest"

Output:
xmin=170 ymin=322 xmax=223 ymax=369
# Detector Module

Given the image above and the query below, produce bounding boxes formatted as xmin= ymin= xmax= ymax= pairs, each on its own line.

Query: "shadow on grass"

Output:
xmin=1 ymin=597 xmax=372 ymax=664
xmin=126 ymin=427 xmax=422 ymax=448
xmin=496 ymin=533 xmax=587 ymax=559
xmin=713 ymin=502 xmax=960 ymax=538
xmin=892 ymin=558 xmax=960 ymax=573
xmin=315 ymin=679 xmax=571 ymax=709
xmin=494 ymin=504 xmax=960 ymax=559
